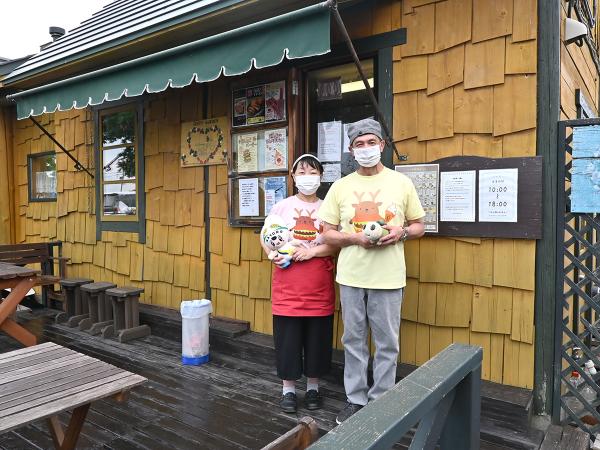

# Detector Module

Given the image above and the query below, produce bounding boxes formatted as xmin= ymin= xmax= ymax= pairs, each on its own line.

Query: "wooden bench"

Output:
xmin=78 ymin=282 xmax=117 ymax=335
xmin=55 ymin=278 xmax=94 ymax=324
xmin=261 ymin=417 xmax=318 ymax=450
xmin=103 ymin=287 xmax=151 ymax=342
xmin=0 ymin=342 xmax=146 ymax=450
xmin=0 ymin=242 xmax=68 ymax=307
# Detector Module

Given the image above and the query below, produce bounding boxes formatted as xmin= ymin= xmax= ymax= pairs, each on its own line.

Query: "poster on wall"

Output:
xmin=479 ymin=169 xmax=518 ymax=222
xmin=180 ymin=117 xmax=229 ymax=167
xmin=440 ymin=170 xmax=476 ymax=222
xmin=264 ymin=176 xmax=287 ymax=214
xmin=239 ymin=178 xmax=259 ymax=216
xmin=236 ymin=133 xmax=258 ymax=172
xmin=317 ymin=121 xmax=342 ymax=162
xmin=571 ymin=124 xmax=600 ymax=213
xmin=265 ymin=81 xmax=286 ymax=122
xmin=264 ymin=129 xmax=287 ymax=170
xmin=232 ymin=81 xmax=287 ymax=127
xmin=395 ymin=164 xmax=439 ymax=232
xmin=233 ymin=90 xmax=247 ymax=127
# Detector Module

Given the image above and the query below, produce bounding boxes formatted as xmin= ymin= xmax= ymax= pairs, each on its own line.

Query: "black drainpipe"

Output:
xmin=202 ymin=84 xmax=211 ymax=300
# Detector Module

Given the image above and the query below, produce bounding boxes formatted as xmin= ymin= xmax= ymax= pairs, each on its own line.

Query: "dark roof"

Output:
xmin=0 ymin=56 xmax=32 ymax=78
xmin=3 ymin=0 xmax=249 ymax=85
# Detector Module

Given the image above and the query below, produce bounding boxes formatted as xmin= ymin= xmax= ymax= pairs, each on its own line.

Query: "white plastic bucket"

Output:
xmin=180 ymin=299 xmax=212 ymax=365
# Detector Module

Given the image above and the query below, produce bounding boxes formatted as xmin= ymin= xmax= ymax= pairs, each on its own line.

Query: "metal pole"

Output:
xmin=328 ymin=0 xmax=406 ymax=162
xmin=29 ymin=116 xmax=94 ymax=179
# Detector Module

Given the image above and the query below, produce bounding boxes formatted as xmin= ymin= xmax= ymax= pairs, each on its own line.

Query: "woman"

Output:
xmin=261 ymin=154 xmax=336 ymax=413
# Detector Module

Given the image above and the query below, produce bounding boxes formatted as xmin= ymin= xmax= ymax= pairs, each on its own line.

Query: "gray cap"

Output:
xmin=347 ymin=118 xmax=383 ymax=145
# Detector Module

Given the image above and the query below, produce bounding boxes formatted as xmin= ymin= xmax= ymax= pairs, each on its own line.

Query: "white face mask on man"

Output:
xmin=353 ymin=144 xmax=381 ymax=167
xmin=295 ymin=175 xmax=321 ymax=195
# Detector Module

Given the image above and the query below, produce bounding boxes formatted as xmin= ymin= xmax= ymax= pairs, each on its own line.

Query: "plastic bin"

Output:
xmin=180 ymin=299 xmax=212 ymax=365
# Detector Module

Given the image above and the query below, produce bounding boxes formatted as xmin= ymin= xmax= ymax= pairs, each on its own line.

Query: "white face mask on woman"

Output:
xmin=295 ymin=175 xmax=321 ymax=195
xmin=353 ymin=145 xmax=381 ymax=167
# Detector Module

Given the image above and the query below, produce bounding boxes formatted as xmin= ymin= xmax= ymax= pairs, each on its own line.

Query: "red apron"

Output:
xmin=271 ymin=256 xmax=335 ymax=316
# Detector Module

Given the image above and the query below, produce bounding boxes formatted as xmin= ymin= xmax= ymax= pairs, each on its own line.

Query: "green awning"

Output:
xmin=9 ymin=2 xmax=331 ymax=119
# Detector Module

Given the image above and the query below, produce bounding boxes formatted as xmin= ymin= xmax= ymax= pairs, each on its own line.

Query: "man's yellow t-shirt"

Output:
xmin=318 ymin=167 xmax=425 ymax=289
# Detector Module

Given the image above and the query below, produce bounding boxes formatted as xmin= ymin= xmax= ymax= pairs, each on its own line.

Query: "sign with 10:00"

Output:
xmin=478 ymin=168 xmax=518 ymax=222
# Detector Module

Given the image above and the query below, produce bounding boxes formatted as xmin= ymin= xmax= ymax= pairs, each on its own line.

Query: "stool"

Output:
xmin=102 ymin=286 xmax=150 ymax=342
xmin=78 ymin=282 xmax=117 ymax=335
xmin=56 ymin=278 xmax=93 ymax=325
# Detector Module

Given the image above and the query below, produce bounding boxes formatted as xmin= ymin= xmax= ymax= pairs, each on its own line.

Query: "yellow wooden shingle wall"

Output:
xmin=0 ymin=107 xmax=15 ymax=244
xmin=392 ymin=0 xmax=537 ymax=389
xmin=560 ymin=2 xmax=599 ymax=119
xmin=9 ymin=0 xmax=545 ymax=391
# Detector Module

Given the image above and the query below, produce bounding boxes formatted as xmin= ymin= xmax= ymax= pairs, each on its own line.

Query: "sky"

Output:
xmin=0 ymin=0 xmax=109 ymax=60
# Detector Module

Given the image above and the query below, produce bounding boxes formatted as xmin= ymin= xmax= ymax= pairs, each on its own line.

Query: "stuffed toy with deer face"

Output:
xmin=261 ymin=215 xmax=295 ymax=268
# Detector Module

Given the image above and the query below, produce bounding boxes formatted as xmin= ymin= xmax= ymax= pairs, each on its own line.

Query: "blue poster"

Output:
xmin=571 ymin=159 xmax=600 ymax=213
xmin=264 ymin=176 xmax=286 ymax=215
xmin=572 ymin=125 xmax=600 ymax=158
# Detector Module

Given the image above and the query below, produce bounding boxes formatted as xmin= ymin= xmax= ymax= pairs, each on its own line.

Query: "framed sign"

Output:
xmin=232 ymin=81 xmax=286 ymax=127
xmin=395 ymin=164 xmax=439 ymax=232
xmin=180 ymin=117 xmax=229 ymax=167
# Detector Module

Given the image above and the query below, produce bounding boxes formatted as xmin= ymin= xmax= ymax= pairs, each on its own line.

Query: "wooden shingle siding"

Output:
xmin=6 ymin=0 xmax=559 ymax=391
xmin=393 ymin=0 xmax=538 ymax=389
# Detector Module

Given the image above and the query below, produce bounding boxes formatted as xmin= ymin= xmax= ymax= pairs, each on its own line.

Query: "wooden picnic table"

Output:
xmin=0 ymin=262 xmax=58 ymax=347
xmin=0 ymin=342 xmax=147 ymax=450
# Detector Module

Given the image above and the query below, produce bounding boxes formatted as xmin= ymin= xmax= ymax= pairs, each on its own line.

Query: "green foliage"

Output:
xmin=102 ymin=111 xmax=136 ymax=179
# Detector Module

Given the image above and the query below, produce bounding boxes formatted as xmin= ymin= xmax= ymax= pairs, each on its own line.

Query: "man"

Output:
xmin=318 ymin=118 xmax=425 ymax=424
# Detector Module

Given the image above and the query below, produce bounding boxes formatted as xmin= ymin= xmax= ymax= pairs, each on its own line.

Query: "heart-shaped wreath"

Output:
xmin=181 ymin=124 xmax=226 ymax=165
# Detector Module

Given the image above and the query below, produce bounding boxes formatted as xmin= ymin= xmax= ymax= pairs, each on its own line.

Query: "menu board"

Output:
xmin=232 ymin=81 xmax=286 ymax=127
xmin=395 ymin=164 xmax=439 ymax=232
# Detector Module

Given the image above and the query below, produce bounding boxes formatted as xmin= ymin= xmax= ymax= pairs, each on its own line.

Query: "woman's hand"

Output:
xmin=272 ymin=254 xmax=288 ymax=267
xmin=293 ymin=247 xmax=315 ymax=262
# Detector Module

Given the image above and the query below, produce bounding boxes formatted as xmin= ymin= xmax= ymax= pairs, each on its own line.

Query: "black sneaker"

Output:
xmin=280 ymin=392 xmax=297 ymax=413
xmin=335 ymin=402 xmax=363 ymax=424
xmin=304 ymin=390 xmax=323 ymax=410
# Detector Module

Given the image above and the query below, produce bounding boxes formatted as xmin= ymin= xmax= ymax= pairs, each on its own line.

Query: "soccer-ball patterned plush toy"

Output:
xmin=362 ymin=221 xmax=389 ymax=243
xmin=261 ymin=215 xmax=296 ymax=268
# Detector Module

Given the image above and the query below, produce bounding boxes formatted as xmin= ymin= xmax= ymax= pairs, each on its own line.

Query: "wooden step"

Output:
xmin=540 ymin=424 xmax=589 ymax=450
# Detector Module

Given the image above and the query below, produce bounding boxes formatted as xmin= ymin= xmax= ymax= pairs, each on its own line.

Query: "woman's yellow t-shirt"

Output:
xmin=318 ymin=167 xmax=425 ymax=289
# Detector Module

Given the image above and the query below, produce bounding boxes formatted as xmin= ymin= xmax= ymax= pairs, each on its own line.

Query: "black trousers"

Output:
xmin=273 ymin=314 xmax=334 ymax=380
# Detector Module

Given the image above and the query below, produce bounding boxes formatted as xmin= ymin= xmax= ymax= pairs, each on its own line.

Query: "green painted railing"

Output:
xmin=309 ymin=343 xmax=483 ymax=450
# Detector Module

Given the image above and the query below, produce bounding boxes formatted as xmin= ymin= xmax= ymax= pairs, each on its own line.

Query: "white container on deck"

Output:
xmin=180 ymin=299 xmax=212 ymax=365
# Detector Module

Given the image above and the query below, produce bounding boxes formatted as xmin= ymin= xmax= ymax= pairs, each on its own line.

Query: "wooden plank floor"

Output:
xmin=0 ymin=309 xmax=537 ymax=450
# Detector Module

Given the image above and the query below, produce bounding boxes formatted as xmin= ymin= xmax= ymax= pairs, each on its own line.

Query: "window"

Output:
xmin=100 ymin=109 xmax=138 ymax=219
xmin=28 ymin=152 xmax=57 ymax=202
xmin=95 ymin=104 xmax=145 ymax=241
xmin=228 ymin=77 xmax=292 ymax=226
xmin=306 ymin=60 xmax=376 ymax=197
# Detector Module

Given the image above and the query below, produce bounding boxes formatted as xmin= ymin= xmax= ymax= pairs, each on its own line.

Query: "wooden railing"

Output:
xmin=309 ymin=343 xmax=483 ymax=450
xmin=261 ymin=416 xmax=319 ymax=450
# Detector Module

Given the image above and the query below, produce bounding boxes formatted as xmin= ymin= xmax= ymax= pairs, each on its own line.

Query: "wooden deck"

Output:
xmin=0 ymin=308 xmax=544 ymax=450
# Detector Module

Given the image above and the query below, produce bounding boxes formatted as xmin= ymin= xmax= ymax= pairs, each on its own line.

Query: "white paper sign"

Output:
xmin=440 ymin=171 xmax=476 ymax=222
xmin=322 ymin=163 xmax=342 ymax=183
xmin=239 ymin=178 xmax=259 ymax=216
xmin=317 ymin=121 xmax=342 ymax=162
xmin=479 ymin=168 xmax=518 ymax=222
xmin=342 ymin=123 xmax=351 ymax=153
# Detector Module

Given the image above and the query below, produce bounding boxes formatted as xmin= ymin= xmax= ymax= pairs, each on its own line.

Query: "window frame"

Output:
xmin=93 ymin=101 xmax=146 ymax=242
xmin=27 ymin=151 xmax=57 ymax=203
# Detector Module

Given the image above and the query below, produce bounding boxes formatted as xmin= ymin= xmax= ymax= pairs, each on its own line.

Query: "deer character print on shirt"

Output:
xmin=349 ymin=190 xmax=397 ymax=233
xmin=292 ymin=209 xmax=319 ymax=241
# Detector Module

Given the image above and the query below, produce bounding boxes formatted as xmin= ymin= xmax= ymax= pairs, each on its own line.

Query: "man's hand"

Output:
xmin=292 ymin=247 xmax=314 ymax=262
xmin=377 ymin=225 xmax=405 ymax=246
xmin=352 ymin=232 xmax=379 ymax=249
